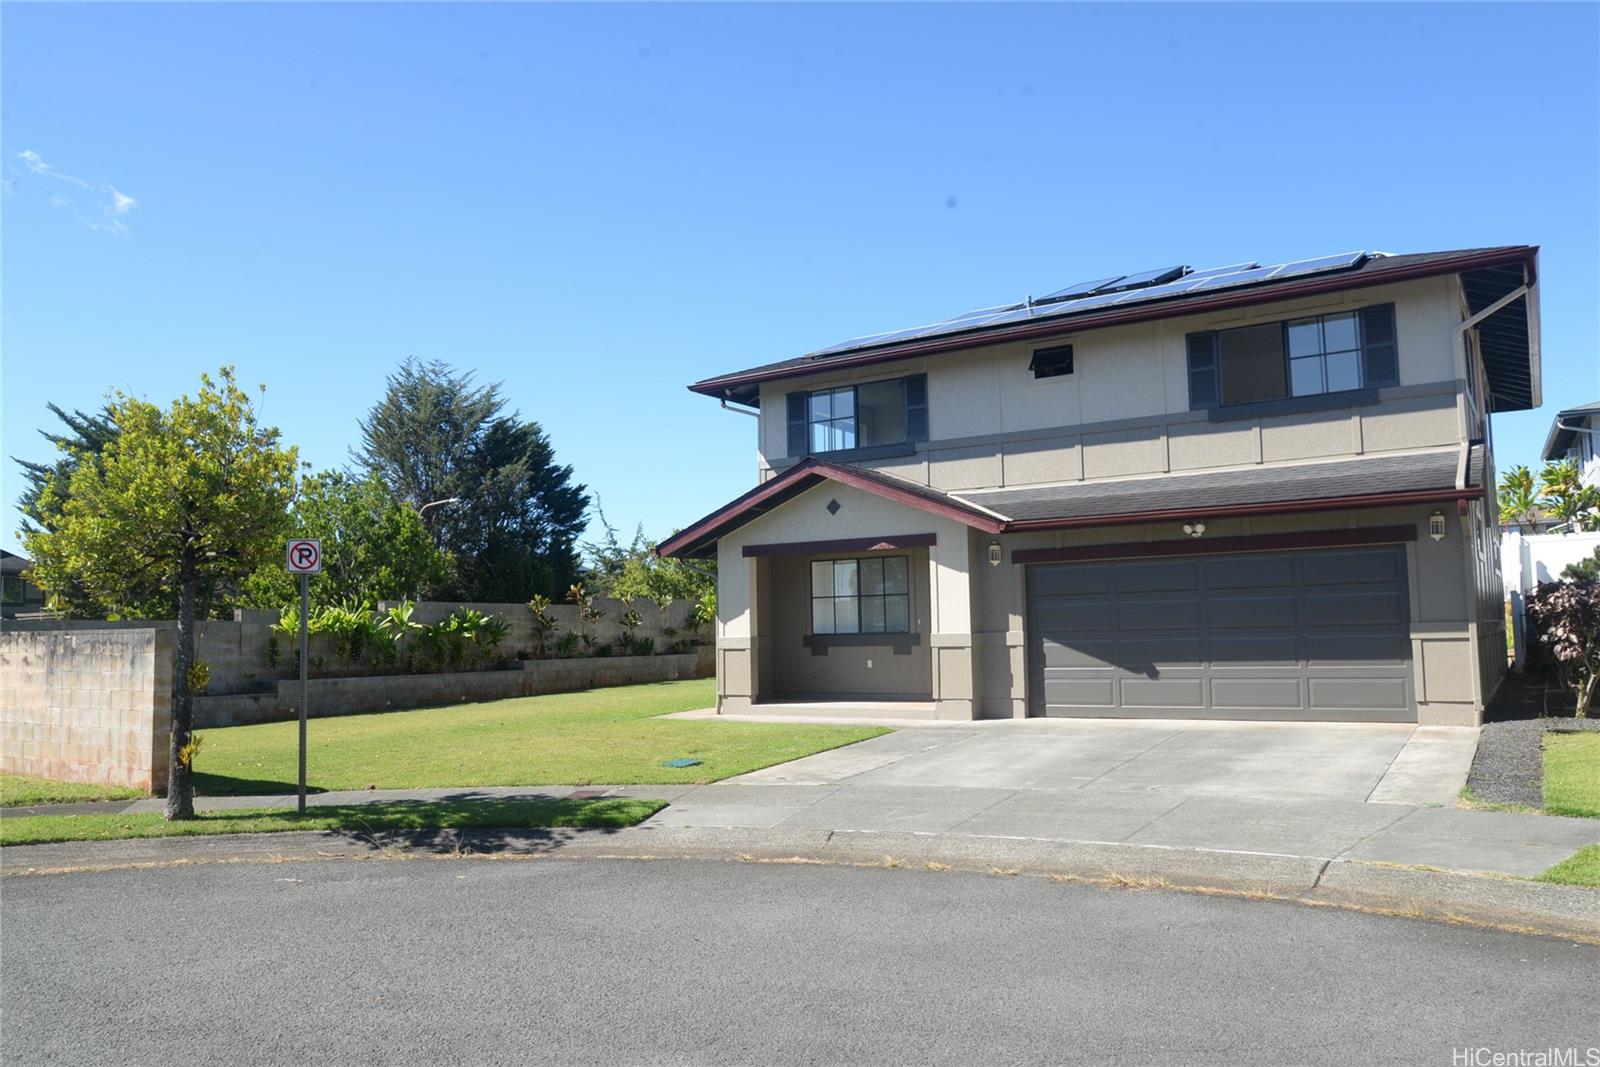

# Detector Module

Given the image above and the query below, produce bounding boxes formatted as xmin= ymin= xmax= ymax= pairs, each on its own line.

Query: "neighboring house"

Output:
xmin=660 ymin=247 xmax=1540 ymax=727
xmin=1 ymin=550 xmax=48 ymax=619
xmin=1540 ymin=399 xmax=1600 ymax=488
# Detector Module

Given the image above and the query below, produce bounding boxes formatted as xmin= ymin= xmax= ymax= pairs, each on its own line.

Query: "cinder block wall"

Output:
xmin=0 ymin=628 xmax=172 ymax=792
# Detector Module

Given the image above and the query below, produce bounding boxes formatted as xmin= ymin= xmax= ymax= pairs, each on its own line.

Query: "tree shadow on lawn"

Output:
xmin=318 ymin=792 xmax=663 ymax=856
xmin=193 ymin=771 xmax=327 ymax=797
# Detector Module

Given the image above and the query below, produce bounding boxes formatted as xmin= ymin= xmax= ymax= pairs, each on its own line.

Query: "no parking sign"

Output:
xmin=286 ymin=539 xmax=323 ymax=574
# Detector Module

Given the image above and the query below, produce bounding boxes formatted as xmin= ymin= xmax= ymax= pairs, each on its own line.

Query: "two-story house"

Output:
xmin=659 ymin=247 xmax=1540 ymax=727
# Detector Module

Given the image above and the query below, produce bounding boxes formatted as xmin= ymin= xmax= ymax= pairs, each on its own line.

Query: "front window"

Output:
xmin=1189 ymin=304 xmax=1398 ymax=410
xmin=1 ymin=575 xmax=22 ymax=605
xmin=810 ymin=556 xmax=911 ymax=634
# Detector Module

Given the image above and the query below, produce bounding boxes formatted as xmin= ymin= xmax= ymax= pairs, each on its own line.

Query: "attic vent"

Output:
xmin=1029 ymin=344 xmax=1074 ymax=380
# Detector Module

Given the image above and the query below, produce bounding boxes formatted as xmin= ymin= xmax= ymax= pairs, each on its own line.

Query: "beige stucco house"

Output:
xmin=659 ymin=247 xmax=1541 ymax=727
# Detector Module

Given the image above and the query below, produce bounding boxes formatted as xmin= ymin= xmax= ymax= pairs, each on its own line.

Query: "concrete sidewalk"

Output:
xmin=6 ymin=776 xmax=1595 ymax=881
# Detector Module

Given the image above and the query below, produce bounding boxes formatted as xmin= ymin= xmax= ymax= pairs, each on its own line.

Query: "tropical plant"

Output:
xmin=1540 ymin=459 xmax=1600 ymax=531
xmin=1498 ymin=465 xmax=1541 ymax=530
xmin=528 ymin=594 xmax=559 ymax=658
xmin=21 ymin=367 xmax=298 ymax=819
xmin=1526 ymin=577 xmax=1600 ymax=718
xmin=554 ymin=631 xmax=581 ymax=658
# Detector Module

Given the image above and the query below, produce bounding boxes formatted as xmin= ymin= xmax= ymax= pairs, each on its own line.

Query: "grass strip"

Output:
xmin=1535 ymin=845 xmax=1600 ymax=888
xmin=1542 ymin=732 xmax=1600 ymax=819
xmin=0 ymin=797 xmax=665 ymax=847
xmin=0 ymin=773 xmax=146 ymax=808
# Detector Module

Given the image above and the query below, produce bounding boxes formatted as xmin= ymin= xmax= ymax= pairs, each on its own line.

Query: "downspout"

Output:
xmin=720 ymin=397 xmax=760 ymax=418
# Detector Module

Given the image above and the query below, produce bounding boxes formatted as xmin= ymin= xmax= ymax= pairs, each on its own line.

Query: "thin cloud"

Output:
xmin=15 ymin=149 xmax=138 ymax=232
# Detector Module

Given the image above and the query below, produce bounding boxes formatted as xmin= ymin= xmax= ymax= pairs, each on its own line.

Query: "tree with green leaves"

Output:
xmin=240 ymin=471 xmax=454 ymax=610
xmin=23 ymin=368 xmax=299 ymax=819
xmin=357 ymin=358 xmax=588 ymax=601
xmin=1539 ymin=459 xmax=1600 ymax=532
xmin=1497 ymin=465 xmax=1541 ymax=531
xmin=583 ymin=500 xmax=715 ymax=608
xmin=12 ymin=403 xmax=123 ymax=615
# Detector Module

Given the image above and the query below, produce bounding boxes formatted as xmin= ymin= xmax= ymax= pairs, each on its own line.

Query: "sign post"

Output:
xmin=285 ymin=539 xmax=323 ymax=815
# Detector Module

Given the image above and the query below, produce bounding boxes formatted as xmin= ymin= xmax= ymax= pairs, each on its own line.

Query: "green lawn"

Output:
xmin=1543 ymin=733 xmax=1600 ymax=819
xmin=0 ymin=796 xmax=664 ymax=847
xmin=1 ymin=773 xmax=146 ymax=808
xmin=1536 ymin=845 xmax=1600 ymax=889
xmin=194 ymin=678 xmax=888 ymax=794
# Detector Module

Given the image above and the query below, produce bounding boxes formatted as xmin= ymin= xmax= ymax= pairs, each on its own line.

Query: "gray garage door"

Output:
xmin=1027 ymin=545 xmax=1414 ymax=722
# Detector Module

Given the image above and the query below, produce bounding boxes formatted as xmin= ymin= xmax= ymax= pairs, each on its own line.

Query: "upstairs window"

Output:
xmin=1029 ymin=344 xmax=1074 ymax=380
xmin=811 ymin=556 xmax=911 ymax=635
xmin=786 ymin=374 xmax=928 ymax=457
xmin=1187 ymin=304 xmax=1398 ymax=410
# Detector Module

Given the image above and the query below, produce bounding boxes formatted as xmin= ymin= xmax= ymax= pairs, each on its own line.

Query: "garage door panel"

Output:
xmin=1207 ymin=635 xmax=1302 ymax=666
xmin=1204 ymin=556 xmax=1296 ymax=589
xmin=1116 ymin=637 xmax=1204 ymax=669
xmin=1028 ymin=545 xmax=1413 ymax=722
xmin=1117 ymin=599 xmax=1202 ymax=631
xmin=1302 ymin=591 xmax=1406 ymax=627
xmin=1119 ymin=678 xmax=1206 ymax=708
xmin=1032 ymin=599 xmax=1111 ymax=632
xmin=1304 ymin=632 xmax=1409 ymax=665
xmin=1042 ymin=678 xmax=1117 ymax=707
xmin=1211 ymin=677 xmax=1306 ymax=710
xmin=1308 ymin=677 xmax=1410 ymax=714
xmin=1114 ymin=560 xmax=1200 ymax=593
xmin=1038 ymin=638 xmax=1117 ymax=669
xmin=1300 ymin=550 xmax=1403 ymax=585
xmin=1206 ymin=595 xmax=1298 ymax=629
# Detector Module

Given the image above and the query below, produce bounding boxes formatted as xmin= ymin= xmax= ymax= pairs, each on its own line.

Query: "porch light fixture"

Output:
xmin=1182 ymin=522 xmax=1206 ymax=538
xmin=988 ymin=540 xmax=1003 ymax=566
xmin=1428 ymin=511 xmax=1447 ymax=541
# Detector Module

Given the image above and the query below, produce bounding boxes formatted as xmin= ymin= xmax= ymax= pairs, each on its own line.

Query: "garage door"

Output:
xmin=1027 ymin=545 xmax=1414 ymax=722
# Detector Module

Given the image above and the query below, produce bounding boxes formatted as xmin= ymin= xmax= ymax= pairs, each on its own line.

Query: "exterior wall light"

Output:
xmin=1428 ymin=511 xmax=1447 ymax=541
xmin=1182 ymin=522 xmax=1206 ymax=538
xmin=988 ymin=540 xmax=1003 ymax=566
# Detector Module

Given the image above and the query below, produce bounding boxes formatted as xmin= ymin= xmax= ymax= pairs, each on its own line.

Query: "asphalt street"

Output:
xmin=3 ymin=856 xmax=1596 ymax=1066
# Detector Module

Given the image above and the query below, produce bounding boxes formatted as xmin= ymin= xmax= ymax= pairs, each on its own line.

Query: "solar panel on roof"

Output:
xmin=1092 ymin=265 xmax=1187 ymax=293
xmin=1271 ymin=251 xmax=1367 ymax=280
xmin=1039 ymin=276 xmax=1124 ymax=303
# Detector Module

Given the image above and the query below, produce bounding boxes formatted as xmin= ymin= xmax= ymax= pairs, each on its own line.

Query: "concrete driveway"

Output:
xmin=729 ymin=718 xmax=1477 ymax=805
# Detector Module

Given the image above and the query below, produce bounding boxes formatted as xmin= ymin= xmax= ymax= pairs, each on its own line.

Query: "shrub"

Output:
xmin=1527 ymin=578 xmax=1600 ymax=718
xmin=528 ymin=594 xmax=559 ymax=658
xmin=554 ymin=632 xmax=581 ymax=658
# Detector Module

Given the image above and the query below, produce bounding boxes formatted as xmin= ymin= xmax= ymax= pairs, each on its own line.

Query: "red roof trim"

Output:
xmin=691 ymin=246 xmax=1538 ymax=397
xmin=655 ymin=459 xmax=1003 ymax=559
xmin=741 ymin=532 xmax=938 ymax=557
xmin=1011 ymin=525 xmax=1418 ymax=565
xmin=1002 ymin=485 xmax=1486 ymax=532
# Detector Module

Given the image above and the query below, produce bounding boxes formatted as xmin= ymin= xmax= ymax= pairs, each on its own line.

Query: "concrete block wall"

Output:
xmin=0 ymin=628 xmax=172 ymax=792
xmin=194 ymin=646 xmax=715 ymax=727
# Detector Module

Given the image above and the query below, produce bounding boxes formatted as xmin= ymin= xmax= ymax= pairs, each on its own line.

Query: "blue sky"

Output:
xmin=4 ymin=2 xmax=1596 ymax=558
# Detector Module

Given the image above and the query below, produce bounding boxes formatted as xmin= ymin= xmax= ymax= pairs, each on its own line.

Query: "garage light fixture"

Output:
xmin=1182 ymin=522 xmax=1206 ymax=538
xmin=988 ymin=540 xmax=1003 ymax=566
xmin=1429 ymin=511 xmax=1447 ymax=541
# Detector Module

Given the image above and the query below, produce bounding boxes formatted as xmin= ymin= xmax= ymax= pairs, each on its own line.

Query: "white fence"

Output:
xmin=1501 ymin=529 xmax=1600 ymax=667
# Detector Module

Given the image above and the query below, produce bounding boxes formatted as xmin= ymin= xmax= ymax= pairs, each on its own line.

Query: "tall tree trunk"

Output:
xmin=166 ymin=547 xmax=198 ymax=820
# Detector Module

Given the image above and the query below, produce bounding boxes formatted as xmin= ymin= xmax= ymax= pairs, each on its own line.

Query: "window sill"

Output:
xmin=1204 ymin=387 xmax=1382 ymax=423
xmin=803 ymin=633 xmax=921 ymax=656
xmin=802 ymin=441 xmax=918 ymax=463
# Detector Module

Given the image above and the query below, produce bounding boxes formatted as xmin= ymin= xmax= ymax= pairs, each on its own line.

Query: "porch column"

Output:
xmin=714 ymin=546 xmax=768 ymax=714
xmin=928 ymin=531 xmax=978 ymax=721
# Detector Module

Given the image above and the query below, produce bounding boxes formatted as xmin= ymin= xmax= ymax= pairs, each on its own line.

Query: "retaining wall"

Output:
xmin=195 ymin=646 xmax=716 ymax=727
xmin=0 ymin=628 xmax=172 ymax=792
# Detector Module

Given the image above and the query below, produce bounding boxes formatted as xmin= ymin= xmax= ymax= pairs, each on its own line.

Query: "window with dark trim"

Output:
xmin=786 ymin=375 xmax=928 ymax=457
xmin=1029 ymin=344 xmax=1074 ymax=380
xmin=810 ymin=556 xmax=911 ymax=634
xmin=1 ymin=575 xmax=23 ymax=605
xmin=1187 ymin=304 xmax=1398 ymax=410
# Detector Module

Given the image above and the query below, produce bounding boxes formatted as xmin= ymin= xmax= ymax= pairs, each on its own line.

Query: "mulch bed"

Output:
xmin=1466 ymin=669 xmax=1595 ymax=809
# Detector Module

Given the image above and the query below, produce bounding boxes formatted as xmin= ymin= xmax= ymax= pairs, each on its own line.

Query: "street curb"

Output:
xmin=4 ymin=823 xmax=1597 ymax=942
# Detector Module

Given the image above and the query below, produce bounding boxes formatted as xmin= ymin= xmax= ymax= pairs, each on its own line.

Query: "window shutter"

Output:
xmin=786 ymin=391 xmax=808 ymax=457
xmin=904 ymin=374 xmax=928 ymax=442
xmin=1359 ymin=305 xmax=1399 ymax=387
xmin=1186 ymin=332 xmax=1218 ymax=409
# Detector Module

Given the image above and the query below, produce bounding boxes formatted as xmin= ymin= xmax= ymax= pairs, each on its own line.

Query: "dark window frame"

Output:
xmin=786 ymin=374 xmax=928 ymax=458
xmin=1028 ymin=343 xmax=1074 ymax=380
xmin=1187 ymin=303 xmax=1398 ymax=411
xmin=809 ymin=555 xmax=913 ymax=636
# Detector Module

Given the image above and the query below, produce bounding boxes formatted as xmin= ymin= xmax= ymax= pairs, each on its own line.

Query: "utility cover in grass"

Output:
xmin=662 ymin=758 xmax=702 ymax=768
